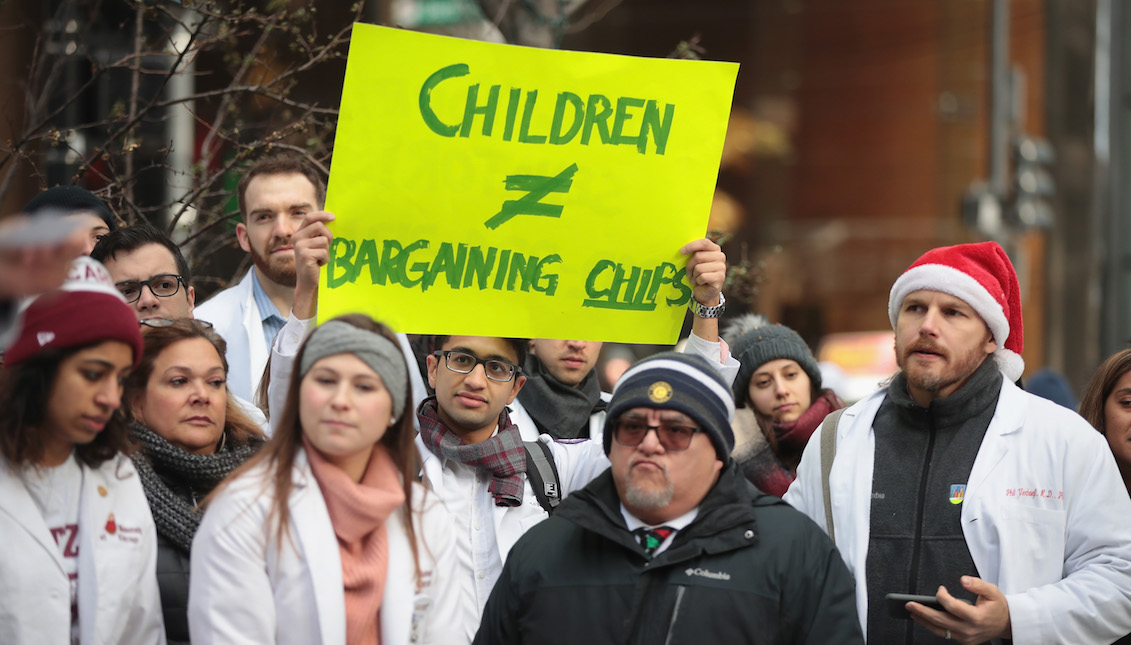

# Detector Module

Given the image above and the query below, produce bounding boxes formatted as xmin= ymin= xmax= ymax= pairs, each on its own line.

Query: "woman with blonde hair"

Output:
xmin=125 ymin=318 xmax=266 ymax=644
xmin=189 ymin=314 xmax=456 ymax=644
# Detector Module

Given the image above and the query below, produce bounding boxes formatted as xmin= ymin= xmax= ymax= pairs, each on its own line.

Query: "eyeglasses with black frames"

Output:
xmin=612 ymin=417 xmax=702 ymax=452
xmin=433 ymin=350 xmax=520 ymax=383
xmin=116 ymin=274 xmax=186 ymax=303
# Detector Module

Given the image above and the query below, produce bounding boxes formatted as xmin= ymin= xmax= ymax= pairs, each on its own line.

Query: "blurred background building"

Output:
xmin=1 ymin=0 xmax=1126 ymax=397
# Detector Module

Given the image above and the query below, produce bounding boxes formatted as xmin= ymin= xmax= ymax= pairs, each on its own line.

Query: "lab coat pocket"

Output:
xmin=997 ymin=504 xmax=1066 ymax=586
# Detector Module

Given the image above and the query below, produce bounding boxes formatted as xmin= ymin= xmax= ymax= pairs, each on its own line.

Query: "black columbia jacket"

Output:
xmin=473 ymin=461 xmax=864 ymax=645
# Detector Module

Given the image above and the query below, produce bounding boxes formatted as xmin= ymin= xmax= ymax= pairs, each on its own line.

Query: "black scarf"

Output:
xmin=130 ymin=421 xmax=264 ymax=552
xmin=517 ymin=354 xmax=605 ymax=439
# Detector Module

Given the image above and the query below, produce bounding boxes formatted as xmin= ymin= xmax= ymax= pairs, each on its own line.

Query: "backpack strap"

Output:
xmin=524 ymin=440 xmax=562 ymax=514
xmin=820 ymin=408 xmax=846 ymax=543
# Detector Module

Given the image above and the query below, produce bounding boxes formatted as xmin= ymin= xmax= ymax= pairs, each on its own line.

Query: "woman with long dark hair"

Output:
xmin=189 ymin=314 xmax=456 ymax=644
xmin=1080 ymin=349 xmax=1131 ymax=496
xmin=125 ymin=318 xmax=266 ymax=644
xmin=0 ymin=283 xmax=164 ymax=644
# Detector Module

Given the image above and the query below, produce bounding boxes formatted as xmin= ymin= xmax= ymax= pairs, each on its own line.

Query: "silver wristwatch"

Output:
xmin=690 ymin=292 xmax=726 ymax=318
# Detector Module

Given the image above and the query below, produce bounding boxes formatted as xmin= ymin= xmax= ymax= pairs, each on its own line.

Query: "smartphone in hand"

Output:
xmin=885 ymin=593 xmax=954 ymax=620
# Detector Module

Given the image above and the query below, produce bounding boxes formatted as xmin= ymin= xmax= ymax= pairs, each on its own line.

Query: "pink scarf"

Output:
xmin=303 ymin=438 xmax=405 ymax=645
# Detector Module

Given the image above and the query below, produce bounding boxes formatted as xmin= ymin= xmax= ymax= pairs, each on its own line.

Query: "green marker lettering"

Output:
xmin=327 ymin=237 xmax=357 ymax=288
xmin=582 ymin=259 xmax=658 ymax=311
xmin=464 ymin=245 xmax=498 ymax=289
xmin=401 ymin=239 xmax=431 ymax=288
xmin=581 ymin=94 xmax=613 ymax=145
xmin=491 ymin=249 xmax=512 ymax=290
xmin=419 ymin=63 xmax=469 ymax=137
xmin=647 ymin=262 xmax=678 ymax=302
xmin=518 ymin=90 xmax=546 ymax=144
xmin=533 ymin=254 xmax=561 ymax=295
xmin=640 ymin=100 xmax=675 ymax=155
xmin=549 ymin=92 xmax=584 ymax=145
xmin=503 ymin=88 xmax=521 ymax=141
xmin=632 ymin=267 xmax=654 ymax=305
xmin=611 ymin=96 xmax=645 ymax=147
xmin=459 ymin=83 xmax=500 ymax=138
xmin=356 ymin=238 xmax=386 ymax=285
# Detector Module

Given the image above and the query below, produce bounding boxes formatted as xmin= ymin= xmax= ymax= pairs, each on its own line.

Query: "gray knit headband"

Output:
xmin=299 ymin=321 xmax=409 ymax=418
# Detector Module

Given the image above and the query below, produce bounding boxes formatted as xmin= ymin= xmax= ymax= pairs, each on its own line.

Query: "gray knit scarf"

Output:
xmin=517 ymin=354 xmax=604 ymax=439
xmin=130 ymin=421 xmax=264 ymax=553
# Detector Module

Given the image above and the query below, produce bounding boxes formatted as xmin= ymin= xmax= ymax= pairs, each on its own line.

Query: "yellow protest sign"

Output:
xmin=321 ymin=23 xmax=737 ymax=343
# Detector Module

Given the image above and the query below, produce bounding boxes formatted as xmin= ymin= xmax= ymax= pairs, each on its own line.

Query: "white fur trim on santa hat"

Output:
xmin=993 ymin=348 xmax=1025 ymax=383
xmin=889 ymin=262 xmax=1024 ymax=381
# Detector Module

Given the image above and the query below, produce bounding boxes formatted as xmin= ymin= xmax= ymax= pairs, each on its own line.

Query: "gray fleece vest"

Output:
xmin=865 ymin=358 xmax=1002 ymax=644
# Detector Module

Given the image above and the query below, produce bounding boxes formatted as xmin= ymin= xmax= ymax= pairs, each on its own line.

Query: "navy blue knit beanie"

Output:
xmin=603 ymin=352 xmax=735 ymax=460
xmin=24 ymin=186 xmax=117 ymax=231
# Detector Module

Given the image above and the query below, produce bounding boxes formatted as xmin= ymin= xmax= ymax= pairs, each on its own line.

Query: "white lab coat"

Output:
xmin=0 ymin=454 xmax=165 ymax=645
xmin=416 ymin=432 xmax=609 ymax=563
xmin=784 ymin=378 xmax=1131 ymax=644
xmin=196 ymin=270 xmax=268 ymax=403
xmin=188 ymin=448 xmax=458 ymax=645
xmin=415 ymin=431 xmax=609 ymax=641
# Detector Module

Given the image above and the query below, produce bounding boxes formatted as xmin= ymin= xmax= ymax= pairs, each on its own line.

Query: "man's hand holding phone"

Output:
xmin=899 ymin=576 xmax=1012 ymax=644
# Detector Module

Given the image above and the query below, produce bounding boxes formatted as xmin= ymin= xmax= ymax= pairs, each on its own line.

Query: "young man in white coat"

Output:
xmin=196 ymin=154 xmax=326 ymax=402
xmin=784 ymin=241 xmax=1131 ymax=644
xmin=417 ymin=332 xmax=610 ymax=643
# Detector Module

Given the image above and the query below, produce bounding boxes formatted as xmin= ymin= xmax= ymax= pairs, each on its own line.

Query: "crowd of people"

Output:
xmin=2 ymin=155 xmax=1131 ymax=644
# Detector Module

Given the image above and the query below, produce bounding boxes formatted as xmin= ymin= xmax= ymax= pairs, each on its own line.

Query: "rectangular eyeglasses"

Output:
xmin=434 ymin=350 xmax=520 ymax=382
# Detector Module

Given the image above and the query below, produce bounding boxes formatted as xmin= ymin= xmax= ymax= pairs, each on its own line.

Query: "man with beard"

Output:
xmin=784 ymin=242 xmax=1131 ymax=644
xmin=474 ymin=352 xmax=863 ymax=645
xmin=196 ymin=154 xmax=324 ymax=401
xmin=508 ymin=238 xmax=739 ymax=441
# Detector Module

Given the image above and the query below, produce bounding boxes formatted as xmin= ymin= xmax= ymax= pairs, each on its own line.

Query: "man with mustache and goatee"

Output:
xmin=785 ymin=242 xmax=1131 ymax=645
xmin=196 ymin=154 xmax=326 ymax=402
xmin=474 ymin=352 xmax=862 ymax=645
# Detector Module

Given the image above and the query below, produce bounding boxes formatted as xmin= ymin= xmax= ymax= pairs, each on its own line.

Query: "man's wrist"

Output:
xmin=690 ymin=292 xmax=726 ymax=318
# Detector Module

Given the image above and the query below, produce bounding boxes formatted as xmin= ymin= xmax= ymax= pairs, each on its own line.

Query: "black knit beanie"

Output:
xmin=603 ymin=352 xmax=735 ymax=460
xmin=23 ymin=186 xmax=117 ymax=231
xmin=727 ymin=314 xmax=822 ymax=407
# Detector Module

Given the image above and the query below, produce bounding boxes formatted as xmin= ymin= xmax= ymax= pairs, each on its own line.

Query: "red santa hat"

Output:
xmin=887 ymin=241 xmax=1024 ymax=382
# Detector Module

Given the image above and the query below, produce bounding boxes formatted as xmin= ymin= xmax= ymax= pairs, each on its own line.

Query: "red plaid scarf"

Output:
xmin=417 ymin=397 xmax=527 ymax=507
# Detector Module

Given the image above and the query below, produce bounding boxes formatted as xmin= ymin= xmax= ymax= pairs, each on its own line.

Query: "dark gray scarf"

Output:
xmin=517 ymin=354 xmax=604 ymax=439
xmin=130 ymin=421 xmax=264 ymax=553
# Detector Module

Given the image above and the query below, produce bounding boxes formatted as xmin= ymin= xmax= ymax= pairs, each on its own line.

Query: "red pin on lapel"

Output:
xmin=105 ymin=513 xmax=117 ymax=535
